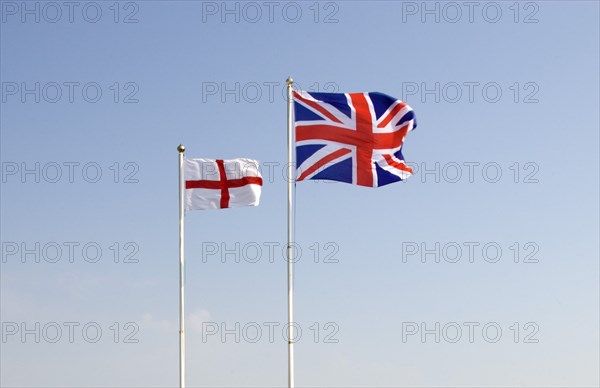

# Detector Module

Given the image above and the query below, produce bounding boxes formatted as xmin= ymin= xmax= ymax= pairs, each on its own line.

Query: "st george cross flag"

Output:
xmin=294 ymin=91 xmax=417 ymax=187
xmin=183 ymin=158 xmax=263 ymax=210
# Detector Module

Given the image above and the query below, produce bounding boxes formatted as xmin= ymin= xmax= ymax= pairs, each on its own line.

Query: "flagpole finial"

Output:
xmin=286 ymin=76 xmax=293 ymax=85
xmin=177 ymin=144 xmax=185 ymax=154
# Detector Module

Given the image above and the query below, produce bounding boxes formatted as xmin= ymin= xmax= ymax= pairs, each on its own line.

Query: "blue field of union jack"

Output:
xmin=294 ymin=90 xmax=417 ymax=187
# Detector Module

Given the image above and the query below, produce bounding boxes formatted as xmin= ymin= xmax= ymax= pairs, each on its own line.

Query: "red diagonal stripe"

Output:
xmin=297 ymin=148 xmax=351 ymax=181
xmin=377 ymin=101 xmax=407 ymax=128
xmin=293 ymin=91 xmax=343 ymax=124
xmin=382 ymin=154 xmax=413 ymax=174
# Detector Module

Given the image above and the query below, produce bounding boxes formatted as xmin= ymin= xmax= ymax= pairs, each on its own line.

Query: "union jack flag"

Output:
xmin=294 ymin=90 xmax=417 ymax=187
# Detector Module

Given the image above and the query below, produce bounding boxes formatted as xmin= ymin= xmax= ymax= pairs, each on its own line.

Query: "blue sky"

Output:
xmin=1 ymin=1 xmax=599 ymax=387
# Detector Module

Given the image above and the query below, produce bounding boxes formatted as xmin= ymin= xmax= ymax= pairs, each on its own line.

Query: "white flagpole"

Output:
xmin=286 ymin=77 xmax=295 ymax=388
xmin=177 ymin=144 xmax=186 ymax=388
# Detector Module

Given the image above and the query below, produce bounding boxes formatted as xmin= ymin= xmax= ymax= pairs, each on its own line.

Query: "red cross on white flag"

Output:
xmin=183 ymin=158 xmax=263 ymax=210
